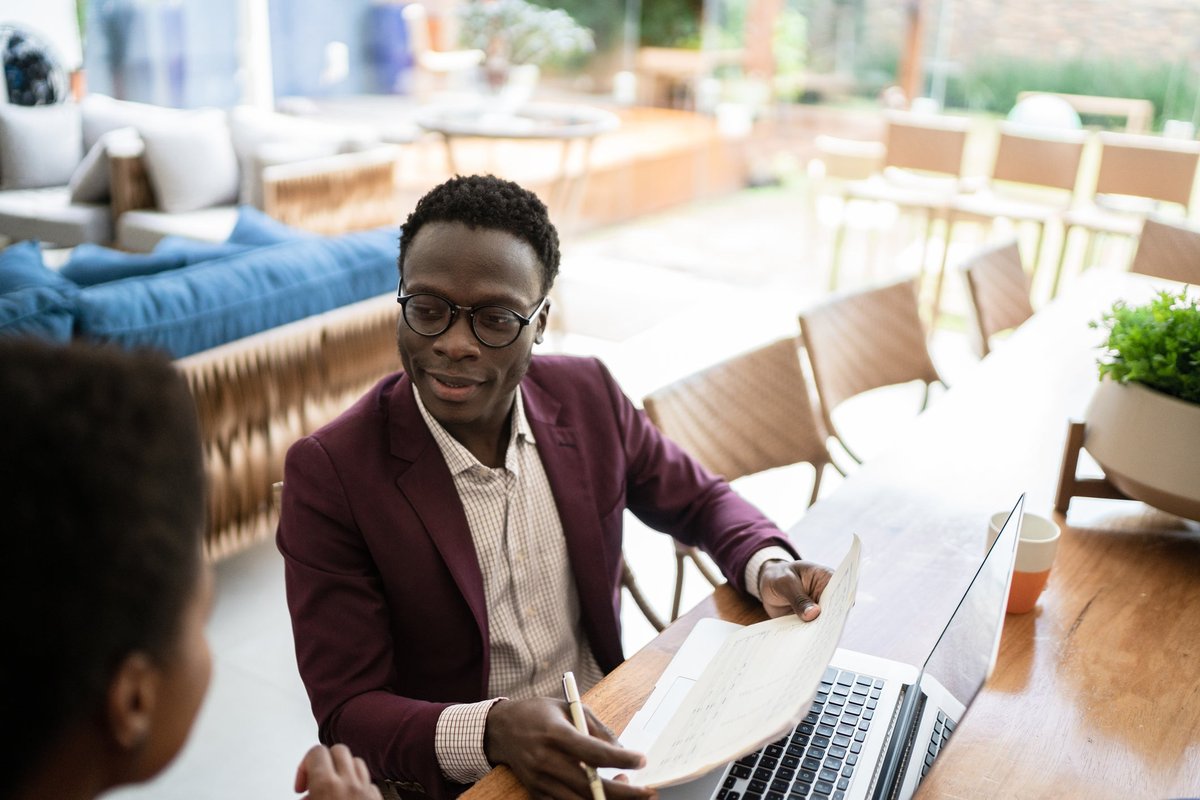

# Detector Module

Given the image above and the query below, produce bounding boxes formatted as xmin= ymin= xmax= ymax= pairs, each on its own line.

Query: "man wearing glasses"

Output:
xmin=278 ymin=175 xmax=833 ymax=800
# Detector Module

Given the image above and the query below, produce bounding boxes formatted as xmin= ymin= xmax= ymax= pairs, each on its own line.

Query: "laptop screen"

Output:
xmin=920 ymin=495 xmax=1024 ymax=714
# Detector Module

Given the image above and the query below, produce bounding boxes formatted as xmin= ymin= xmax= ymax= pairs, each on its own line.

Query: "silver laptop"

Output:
xmin=620 ymin=495 xmax=1023 ymax=800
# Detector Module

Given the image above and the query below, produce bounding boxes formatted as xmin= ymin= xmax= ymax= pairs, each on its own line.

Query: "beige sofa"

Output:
xmin=0 ymin=95 xmax=402 ymax=250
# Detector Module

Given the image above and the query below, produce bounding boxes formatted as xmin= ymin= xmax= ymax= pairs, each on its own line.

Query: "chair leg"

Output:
xmin=920 ymin=380 xmax=933 ymax=412
xmin=1049 ymin=224 xmax=1074 ymax=299
xmin=1028 ymin=220 xmax=1047 ymax=285
xmin=688 ymin=549 xmax=723 ymax=588
xmin=807 ymin=465 xmax=826 ymax=508
xmin=623 ymin=560 xmax=666 ymax=632
xmin=829 ymin=203 xmax=849 ymax=292
xmin=927 ymin=215 xmax=956 ymax=330
xmin=671 ymin=546 xmax=687 ymax=621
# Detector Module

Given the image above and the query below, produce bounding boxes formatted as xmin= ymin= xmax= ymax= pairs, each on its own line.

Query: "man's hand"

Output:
xmin=294 ymin=744 xmax=383 ymax=800
xmin=485 ymin=696 xmax=656 ymax=800
xmin=759 ymin=559 xmax=834 ymax=620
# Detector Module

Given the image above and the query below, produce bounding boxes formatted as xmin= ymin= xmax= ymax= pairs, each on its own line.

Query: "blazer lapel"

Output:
xmin=522 ymin=375 xmax=623 ymax=668
xmin=387 ymin=376 xmax=490 ymax=654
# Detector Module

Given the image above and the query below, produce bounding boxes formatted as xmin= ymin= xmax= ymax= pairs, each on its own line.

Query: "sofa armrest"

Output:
xmin=175 ymin=293 xmax=400 ymax=560
xmin=109 ymin=152 xmax=156 ymax=220
xmin=261 ymin=145 xmax=401 ymax=236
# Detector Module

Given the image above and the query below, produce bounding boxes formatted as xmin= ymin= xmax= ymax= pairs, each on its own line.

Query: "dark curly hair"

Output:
xmin=0 ymin=339 xmax=205 ymax=798
xmin=398 ymin=174 xmax=560 ymax=294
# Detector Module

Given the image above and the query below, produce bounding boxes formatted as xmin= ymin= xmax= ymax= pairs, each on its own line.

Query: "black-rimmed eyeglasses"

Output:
xmin=397 ymin=290 xmax=548 ymax=348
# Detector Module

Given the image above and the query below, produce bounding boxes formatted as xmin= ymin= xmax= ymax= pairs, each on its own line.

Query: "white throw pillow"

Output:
xmin=139 ymin=109 xmax=240 ymax=214
xmin=0 ymin=103 xmax=83 ymax=190
xmin=80 ymin=93 xmax=183 ymax=151
xmin=68 ymin=126 xmax=142 ymax=204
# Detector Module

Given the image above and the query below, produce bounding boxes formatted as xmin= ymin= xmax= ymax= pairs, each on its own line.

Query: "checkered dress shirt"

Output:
xmin=416 ymin=385 xmax=605 ymax=783
xmin=414 ymin=384 xmax=791 ymax=784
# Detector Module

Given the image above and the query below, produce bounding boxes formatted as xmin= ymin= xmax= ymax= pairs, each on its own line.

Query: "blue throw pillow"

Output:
xmin=60 ymin=244 xmax=190 ymax=287
xmin=226 ymin=205 xmax=314 ymax=246
xmin=75 ymin=227 xmax=399 ymax=358
xmin=153 ymin=236 xmax=255 ymax=262
xmin=0 ymin=240 xmax=75 ymax=293
xmin=0 ymin=284 xmax=76 ymax=341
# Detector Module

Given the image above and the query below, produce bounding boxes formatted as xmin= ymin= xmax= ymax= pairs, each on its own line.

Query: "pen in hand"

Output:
xmin=563 ymin=671 xmax=607 ymax=800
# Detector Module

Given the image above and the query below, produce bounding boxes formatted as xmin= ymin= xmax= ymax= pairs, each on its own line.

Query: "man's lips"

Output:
xmin=424 ymin=370 xmax=485 ymax=402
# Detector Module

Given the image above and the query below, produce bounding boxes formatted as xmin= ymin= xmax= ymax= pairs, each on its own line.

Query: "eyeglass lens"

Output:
xmin=403 ymin=294 xmax=527 ymax=347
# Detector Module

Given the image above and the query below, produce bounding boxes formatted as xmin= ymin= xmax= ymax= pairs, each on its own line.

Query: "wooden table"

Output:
xmin=466 ymin=271 xmax=1200 ymax=800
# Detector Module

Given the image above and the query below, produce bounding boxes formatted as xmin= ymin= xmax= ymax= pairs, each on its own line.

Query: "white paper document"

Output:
xmin=630 ymin=536 xmax=862 ymax=787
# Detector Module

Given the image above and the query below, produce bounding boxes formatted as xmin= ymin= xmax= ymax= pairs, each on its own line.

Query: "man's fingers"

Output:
xmin=330 ymin=742 xmax=357 ymax=776
xmin=791 ymin=591 xmax=821 ymax=621
xmin=354 ymin=755 xmax=372 ymax=784
xmin=583 ymin=706 xmax=619 ymax=743
xmin=297 ymin=744 xmax=332 ymax=792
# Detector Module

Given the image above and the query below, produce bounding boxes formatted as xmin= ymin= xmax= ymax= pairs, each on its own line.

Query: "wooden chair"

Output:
xmin=960 ymin=240 xmax=1034 ymax=357
xmin=1129 ymin=217 xmax=1200 ymax=284
xmin=798 ymin=278 xmax=944 ymax=465
xmin=932 ymin=124 xmax=1085 ymax=323
xmin=1053 ymin=131 xmax=1200 ymax=296
xmin=830 ymin=111 xmax=970 ymax=290
xmin=642 ymin=337 xmax=836 ymax=620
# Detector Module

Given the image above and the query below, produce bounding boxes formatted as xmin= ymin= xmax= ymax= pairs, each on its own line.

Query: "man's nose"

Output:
xmin=433 ymin=312 xmax=479 ymax=358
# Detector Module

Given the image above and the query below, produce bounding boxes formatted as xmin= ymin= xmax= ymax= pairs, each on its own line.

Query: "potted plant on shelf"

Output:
xmin=1083 ymin=288 xmax=1200 ymax=521
xmin=458 ymin=0 xmax=594 ymax=103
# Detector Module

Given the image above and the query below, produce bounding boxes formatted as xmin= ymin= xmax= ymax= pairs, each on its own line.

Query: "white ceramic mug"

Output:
xmin=988 ymin=511 xmax=1061 ymax=614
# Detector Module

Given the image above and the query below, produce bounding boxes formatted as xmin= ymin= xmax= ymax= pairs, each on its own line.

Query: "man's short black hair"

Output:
xmin=398 ymin=174 xmax=561 ymax=294
xmin=0 ymin=339 xmax=206 ymax=797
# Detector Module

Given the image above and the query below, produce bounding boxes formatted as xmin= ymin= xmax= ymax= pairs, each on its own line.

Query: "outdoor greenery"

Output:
xmin=459 ymin=0 xmax=594 ymax=67
xmin=1092 ymin=289 xmax=1200 ymax=404
xmin=941 ymin=56 xmax=1200 ymax=130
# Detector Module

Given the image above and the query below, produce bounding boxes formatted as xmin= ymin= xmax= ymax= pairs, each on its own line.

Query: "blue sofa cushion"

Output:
xmin=0 ymin=285 xmax=76 ymax=341
xmin=61 ymin=241 xmax=256 ymax=286
xmin=226 ymin=205 xmax=315 ymax=246
xmin=0 ymin=240 xmax=75 ymax=293
xmin=75 ymin=227 xmax=399 ymax=358
xmin=154 ymin=236 xmax=255 ymax=261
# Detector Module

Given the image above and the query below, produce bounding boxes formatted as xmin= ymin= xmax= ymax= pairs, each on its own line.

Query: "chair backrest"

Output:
xmin=1093 ymin=132 xmax=1200 ymax=210
xmin=882 ymin=111 xmax=970 ymax=177
xmin=960 ymin=240 xmax=1034 ymax=357
xmin=642 ymin=337 xmax=831 ymax=483
xmin=1130 ymin=217 xmax=1200 ymax=284
xmin=798 ymin=277 xmax=942 ymax=421
xmin=991 ymin=123 xmax=1087 ymax=193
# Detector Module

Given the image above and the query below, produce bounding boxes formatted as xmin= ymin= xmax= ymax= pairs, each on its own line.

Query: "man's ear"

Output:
xmin=535 ymin=296 xmax=552 ymax=344
xmin=106 ymin=652 xmax=160 ymax=751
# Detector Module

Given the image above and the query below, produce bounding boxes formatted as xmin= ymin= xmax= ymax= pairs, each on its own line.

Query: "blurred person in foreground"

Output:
xmin=278 ymin=175 xmax=835 ymax=800
xmin=0 ymin=339 xmax=381 ymax=800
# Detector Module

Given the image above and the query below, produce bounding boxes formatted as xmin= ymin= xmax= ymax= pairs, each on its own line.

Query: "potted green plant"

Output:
xmin=1084 ymin=288 xmax=1200 ymax=521
xmin=458 ymin=0 xmax=594 ymax=101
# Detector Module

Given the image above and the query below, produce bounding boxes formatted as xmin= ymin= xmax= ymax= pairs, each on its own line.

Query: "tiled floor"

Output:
xmin=110 ymin=181 xmax=986 ymax=800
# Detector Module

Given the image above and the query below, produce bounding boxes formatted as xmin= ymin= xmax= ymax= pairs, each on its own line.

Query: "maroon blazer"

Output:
xmin=277 ymin=355 xmax=797 ymax=798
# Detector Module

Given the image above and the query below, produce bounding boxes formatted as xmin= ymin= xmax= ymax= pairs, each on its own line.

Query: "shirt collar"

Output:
xmin=413 ymin=383 xmax=534 ymax=476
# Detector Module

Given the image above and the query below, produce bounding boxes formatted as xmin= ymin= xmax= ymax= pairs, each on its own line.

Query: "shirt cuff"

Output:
xmin=435 ymin=698 xmax=506 ymax=784
xmin=744 ymin=546 xmax=796 ymax=600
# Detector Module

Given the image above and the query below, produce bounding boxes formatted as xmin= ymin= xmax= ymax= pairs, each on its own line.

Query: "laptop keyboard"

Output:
xmin=715 ymin=666 xmax=883 ymax=800
xmin=919 ymin=710 xmax=955 ymax=780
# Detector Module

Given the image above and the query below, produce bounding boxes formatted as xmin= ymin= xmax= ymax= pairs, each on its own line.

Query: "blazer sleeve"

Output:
xmin=277 ymin=434 xmax=458 ymax=799
xmin=594 ymin=360 xmax=800 ymax=594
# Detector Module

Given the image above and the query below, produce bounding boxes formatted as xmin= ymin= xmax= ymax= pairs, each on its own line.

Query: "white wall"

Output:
xmin=0 ymin=0 xmax=83 ymax=69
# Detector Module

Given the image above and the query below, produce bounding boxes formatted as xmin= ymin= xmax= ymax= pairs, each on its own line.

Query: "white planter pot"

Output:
xmin=1084 ymin=378 xmax=1200 ymax=522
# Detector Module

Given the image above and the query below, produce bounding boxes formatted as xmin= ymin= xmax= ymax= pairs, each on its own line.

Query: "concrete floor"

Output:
xmin=108 ymin=180 xmax=1013 ymax=800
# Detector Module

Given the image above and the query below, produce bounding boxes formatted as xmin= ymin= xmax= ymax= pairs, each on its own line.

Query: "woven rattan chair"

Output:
xmin=798 ymin=278 xmax=943 ymax=465
xmin=642 ymin=337 xmax=836 ymax=620
xmin=830 ymin=111 xmax=970 ymax=290
xmin=960 ymin=240 xmax=1034 ymax=357
xmin=931 ymin=124 xmax=1085 ymax=323
xmin=1053 ymin=131 xmax=1200 ymax=296
xmin=1129 ymin=217 xmax=1200 ymax=284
